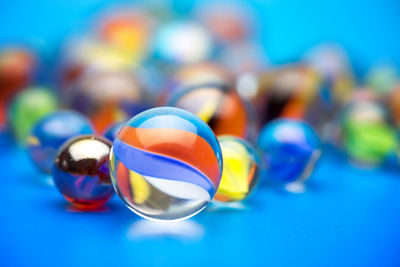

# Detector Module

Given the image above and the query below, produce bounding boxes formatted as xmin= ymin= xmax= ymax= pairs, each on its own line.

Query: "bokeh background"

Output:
xmin=1 ymin=0 xmax=400 ymax=75
xmin=1 ymin=0 xmax=400 ymax=266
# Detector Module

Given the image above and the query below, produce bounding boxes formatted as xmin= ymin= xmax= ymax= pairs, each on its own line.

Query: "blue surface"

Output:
xmin=1 ymin=133 xmax=400 ymax=266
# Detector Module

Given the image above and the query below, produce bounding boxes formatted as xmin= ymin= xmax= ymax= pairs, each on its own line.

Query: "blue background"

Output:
xmin=1 ymin=0 xmax=400 ymax=266
xmin=0 ymin=0 xmax=400 ymax=76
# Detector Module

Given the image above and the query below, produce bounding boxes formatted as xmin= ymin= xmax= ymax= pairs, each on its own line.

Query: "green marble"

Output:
xmin=8 ymin=87 xmax=57 ymax=144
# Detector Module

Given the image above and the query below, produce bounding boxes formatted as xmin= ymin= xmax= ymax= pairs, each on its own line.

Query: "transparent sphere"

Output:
xmin=214 ymin=136 xmax=260 ymax=202
xmin=258 ymin=119 xmax=321 ymax=184
xmin=52 ymin=135 xmax=114 ymax=208
xmin=169 ymin=83 xmax=250 ymax=139
xmin=28 ymin=110 xmax=94 ymax=174
xmin=110 ymin=107 xmax=223 ymax=221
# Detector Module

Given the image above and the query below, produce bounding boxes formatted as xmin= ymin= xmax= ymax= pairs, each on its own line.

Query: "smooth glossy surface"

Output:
xmin=28 ymin=110 xmax=94 ymax=173
xmin=8 ymin=87 xmax=58 ymax=143
xmin=103 ymin=121 xmax=124 ymax=141
xmin=169 ymin=83 xmax=249 ymax=138
xmin=214 ymin=136 xmax=260 ymax=202
xmin=258 ymin=119 xmax=321 ymax=183
xmin=52 ymin=135 xmax=114 ymax=208
xmin=110 ymin=107 xmax=223 ymax=221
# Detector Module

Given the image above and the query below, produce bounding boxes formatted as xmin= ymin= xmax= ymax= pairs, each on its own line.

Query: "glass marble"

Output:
xmin=169 ymin=83 xmax=250 ymax=139
xmin=8 ymin=87 xmax=57 ymax=143
xmin=258 ymin=119 xmax=321 ymax=185
xmin=339 ymin=99 xmax=397 ymax=165
xmin=214 ymin=136 xmax=260 ymax=202
xmin=103 ymin=121 xmax=124 ymax=141
xmin=28 ymin=110 xmax=94 ymax=174
xmin=109 ymin=107 xmax=223 ymax=221
xmin=65 ymin=70 xmax=151 ymax=133
xmin=52 ymin=135 xmax=114 ymax=208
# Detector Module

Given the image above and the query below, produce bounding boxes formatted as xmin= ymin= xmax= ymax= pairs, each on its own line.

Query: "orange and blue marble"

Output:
xmin=110 ymin=107 xmax=223 ymax=221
